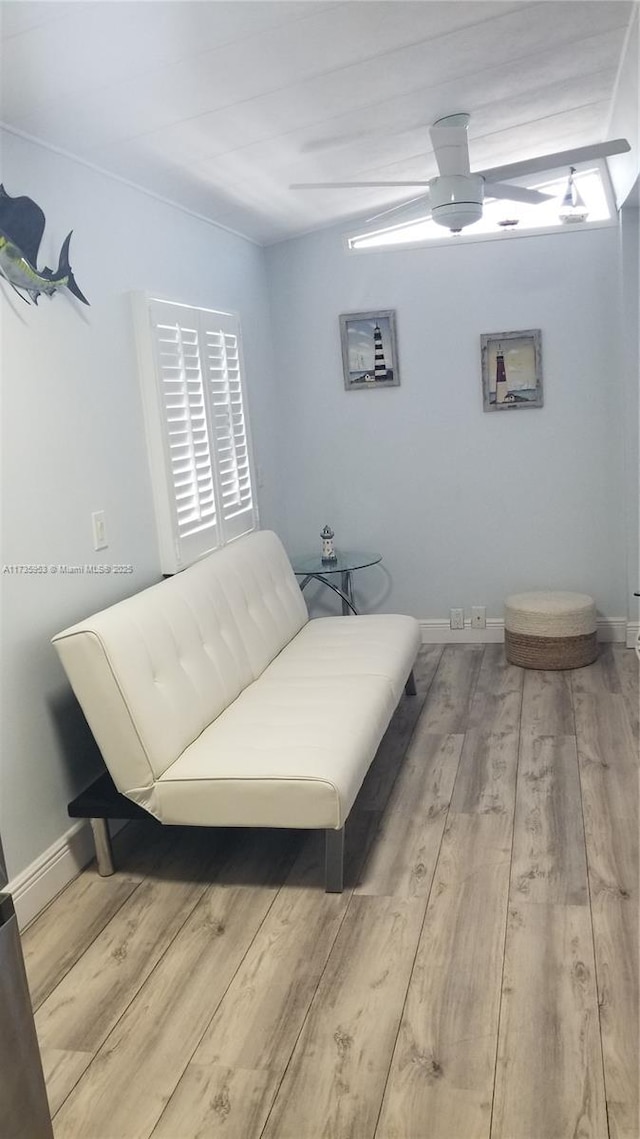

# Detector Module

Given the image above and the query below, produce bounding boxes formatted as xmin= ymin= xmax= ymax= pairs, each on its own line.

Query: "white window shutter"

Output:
xmin=203 ymin=318 xmax=255 ymax=543
xmin=133 ymin=294 xmax=258 ymax=574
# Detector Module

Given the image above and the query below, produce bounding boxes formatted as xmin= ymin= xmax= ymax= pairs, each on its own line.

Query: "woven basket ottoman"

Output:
xmin=504 ymin=591 xmax=598 ymax=670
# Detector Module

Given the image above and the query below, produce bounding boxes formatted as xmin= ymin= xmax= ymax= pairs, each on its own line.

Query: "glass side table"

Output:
xmin=291 ymin=550 xmax=382 ymax=615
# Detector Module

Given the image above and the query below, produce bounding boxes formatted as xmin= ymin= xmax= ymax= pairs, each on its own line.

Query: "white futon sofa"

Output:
xmin=52 ymin=530 xmax=420 ymax=891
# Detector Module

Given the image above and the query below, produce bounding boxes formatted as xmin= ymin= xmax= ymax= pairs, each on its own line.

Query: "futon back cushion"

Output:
xmin=52 ymin=531 xmax=308 ymax=789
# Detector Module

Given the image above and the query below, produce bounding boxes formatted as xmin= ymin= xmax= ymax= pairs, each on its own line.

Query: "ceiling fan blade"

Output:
xmin=289 ymin=180 xmax=432 ymax=189
xmin=363 ymin=192 xmax=431 ymax=227
xmin=429 ymin=112 xmax=471 ymax=176
xmin=485 ymin=182 xmax=554 ymax=205
xmin=475 ymin=138 xmax=630 ymax=184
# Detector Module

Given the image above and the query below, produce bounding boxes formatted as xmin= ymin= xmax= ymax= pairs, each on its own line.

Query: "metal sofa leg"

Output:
xmin=325 ymin=827 xmax=344 ymax=893
xmin=90 ymin=818 xmax=115 ymax=876
xmin=404 ymin=668 xmax=417 ymax=696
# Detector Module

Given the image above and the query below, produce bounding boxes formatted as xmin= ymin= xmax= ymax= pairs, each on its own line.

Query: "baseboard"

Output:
xmin=419 ymin=617 xmax=629 ymax=645
xmin=626 ymin=621 xmax=640 ymax=649
xmin=419 ymin=618 xmax=505 ymax=644
xmin=598 ymin=618 xmax=631 ymax=643
xmin=7 ymin=818 xmax=126 ymax=930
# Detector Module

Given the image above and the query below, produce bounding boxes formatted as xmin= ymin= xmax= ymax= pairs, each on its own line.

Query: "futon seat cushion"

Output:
xmin=148 ymin=615 xmax=419 ymax=829
xmin=155 ymin=673 xmax=397 ymax=829
xmin=148 ymin=613 xmax=421 ymax=829
xmin=264 ymin=614 xmax=420 ymax=702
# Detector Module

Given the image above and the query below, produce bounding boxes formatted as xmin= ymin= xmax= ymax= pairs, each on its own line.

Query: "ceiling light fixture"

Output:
xmin=558 ymin=167 xmax=589 ymax=224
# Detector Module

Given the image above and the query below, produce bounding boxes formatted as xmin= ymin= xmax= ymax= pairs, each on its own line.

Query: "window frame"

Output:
xmin=344 ymin=160 xmax=618 ymax=255
xmin=132 ymin=291 xmax=259 ymax=575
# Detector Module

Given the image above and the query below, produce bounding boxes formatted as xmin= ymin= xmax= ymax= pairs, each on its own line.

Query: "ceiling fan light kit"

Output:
xmin=428 ymin=173 xmax=484 ymax=231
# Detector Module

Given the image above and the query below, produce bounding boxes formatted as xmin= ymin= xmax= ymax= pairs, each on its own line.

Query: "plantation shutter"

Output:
xmin=203 ymin=319 xmax=254 ymax=543
xmin=134 ymin=294 xmax=257 ymax=574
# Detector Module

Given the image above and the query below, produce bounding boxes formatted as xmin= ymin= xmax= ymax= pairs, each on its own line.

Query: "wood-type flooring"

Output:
xmin=22 ymin=644 xmax=639 ymax=1139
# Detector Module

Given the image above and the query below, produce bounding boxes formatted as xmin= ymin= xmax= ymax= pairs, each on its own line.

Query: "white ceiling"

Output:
xmin=0 ymin=1 xmax=635 ymax=244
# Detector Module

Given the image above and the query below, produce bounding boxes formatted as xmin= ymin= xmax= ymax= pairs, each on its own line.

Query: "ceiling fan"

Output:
xmin=291 ymin=113 xmax=630 ymax=233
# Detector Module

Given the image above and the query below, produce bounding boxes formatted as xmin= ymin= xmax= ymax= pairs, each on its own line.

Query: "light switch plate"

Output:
xmin=92 ymin=510 xmax=108 ymax=551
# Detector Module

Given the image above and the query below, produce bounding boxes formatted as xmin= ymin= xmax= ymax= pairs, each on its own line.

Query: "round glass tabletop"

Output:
xmin=291 ymin=550 xmax=382 ymax=575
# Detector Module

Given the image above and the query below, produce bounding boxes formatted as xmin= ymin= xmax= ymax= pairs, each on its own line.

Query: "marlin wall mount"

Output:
xmin=0 ymin=185 xmax=89 ymax=306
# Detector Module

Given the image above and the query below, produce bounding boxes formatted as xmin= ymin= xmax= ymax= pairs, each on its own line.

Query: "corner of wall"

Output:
xmin=607 ymin=5 xmax=640 ymax=208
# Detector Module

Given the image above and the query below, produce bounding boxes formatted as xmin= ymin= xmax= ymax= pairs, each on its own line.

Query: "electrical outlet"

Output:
xmin=450 ymin=608 xmax=464 ymax=630
xmin=92 ymin=510 xmax=108 ymax=551
xmin=471 ymin=606 xmax=486 ymax=629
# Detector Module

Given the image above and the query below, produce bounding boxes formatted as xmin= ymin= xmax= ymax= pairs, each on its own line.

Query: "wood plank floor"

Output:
xmin=22 ymin=644 xmax=638 ymax=1139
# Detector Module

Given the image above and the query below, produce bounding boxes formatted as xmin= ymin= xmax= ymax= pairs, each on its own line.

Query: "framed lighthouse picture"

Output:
xmin=340 ymin=310 xmax=400 ymax=390
xmin=481 ymin=328 xmax=543 ymax=411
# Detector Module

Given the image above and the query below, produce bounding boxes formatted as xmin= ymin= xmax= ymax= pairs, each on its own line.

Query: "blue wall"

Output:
xmin=266 ymin=222 xmax=626 ymax=622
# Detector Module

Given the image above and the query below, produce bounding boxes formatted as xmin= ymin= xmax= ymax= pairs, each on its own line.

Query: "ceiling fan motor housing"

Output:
xmin=428 ymin=173 xmax=484 ymax=230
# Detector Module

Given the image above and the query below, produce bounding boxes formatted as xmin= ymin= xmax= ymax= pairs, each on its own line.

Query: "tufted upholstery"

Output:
xmin=53 ymin=531 xmax=308 ymax=790
xmin=53 ymin=530 xmax=420 ymax=834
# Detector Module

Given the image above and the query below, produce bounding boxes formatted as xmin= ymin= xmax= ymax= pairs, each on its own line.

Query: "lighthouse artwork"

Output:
xmin=373 ymin=323 xmax=387 ymax=380
xmin=495 ymin=344 xmax=508 ymax=405
xmin=340 ymin=310 xmax=400 ymax=390
xmin=481 ymin=328 xmax=543 ymax=411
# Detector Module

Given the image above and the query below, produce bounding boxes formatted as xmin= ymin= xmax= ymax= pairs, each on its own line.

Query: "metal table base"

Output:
xmin=298 ymin=570 xmax=358 ymax=615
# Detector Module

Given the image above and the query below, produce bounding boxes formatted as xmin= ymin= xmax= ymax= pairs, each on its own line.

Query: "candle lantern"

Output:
xmin=321 ymin=524 xmax=337 ymax=563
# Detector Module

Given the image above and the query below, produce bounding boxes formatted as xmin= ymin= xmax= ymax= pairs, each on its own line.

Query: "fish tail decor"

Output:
xmin=0 ymin=185 xmax=90 ymax=306
xmin=42 ymin=231 xmax=89 ymax=305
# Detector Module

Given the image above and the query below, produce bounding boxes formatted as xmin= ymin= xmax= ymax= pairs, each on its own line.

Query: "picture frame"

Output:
xmin=481 ymin=328 xmax=543 ymax=411
xmin=340 ymin=310 xmax=399 ymax=390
